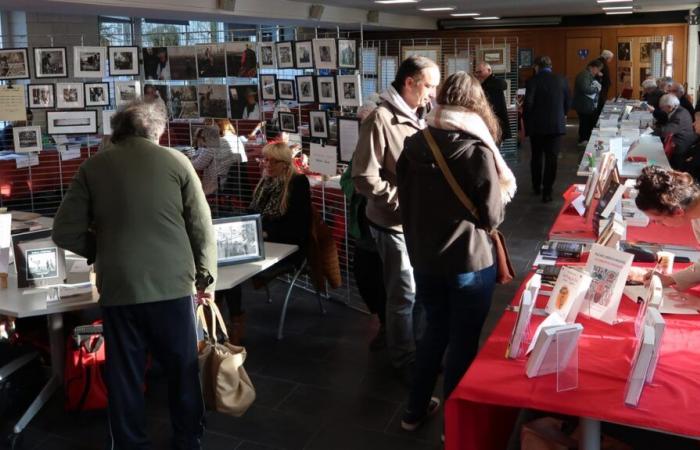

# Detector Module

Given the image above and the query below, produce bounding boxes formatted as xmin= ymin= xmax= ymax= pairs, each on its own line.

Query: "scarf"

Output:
xmin=250 ymin=176 xmax=285 ymax=219
xmin=426 ymin=105 xmax=517 ymax=204
xmin=380 ymin=85 xmax=425 ymax=129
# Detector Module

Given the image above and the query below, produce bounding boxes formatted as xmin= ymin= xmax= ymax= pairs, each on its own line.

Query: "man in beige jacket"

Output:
xmin=351 ymin=56 xmax=440 ymax=375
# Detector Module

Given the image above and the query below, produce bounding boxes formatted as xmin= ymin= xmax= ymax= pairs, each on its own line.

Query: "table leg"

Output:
xmin=580 ymin=418 xmax=601 ymax=450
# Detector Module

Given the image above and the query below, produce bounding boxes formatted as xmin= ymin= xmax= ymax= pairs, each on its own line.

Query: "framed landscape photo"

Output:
xmin=316 ymin=76 xmax=336 ymax=105
xmin=296 ymin=75 xmax=315 ymax=103
xmin=56 ymin=82 xmax=85 ymax=109
xmin=197 ymin=84 xmax=228 ymax=118
xmin=476 ymin=45 xmax=510 ymax=74
xmin=114 ymin=80 xmax=141 ymax=106
xmin=278 ymin=111 xmax=297 ymax=133
xmin=336 ymin=74 xmax=362 ymax=107
xmin=170 ymin=85 xmax=199 ymax=119
xmin=13 ymin=126 xmax=42 ymax=153
xmin=13 ymin=230 xmax=67 ymax=289
xmin=27 ymin=84 xmax=55 ymax=109
xmin=277 ymin=79 xmax=296 ymax=101
xmin=213 ymin=214 xmax=265 ymax=266
xmin=337 ymin=39 xmax=357 ymax=69
xmin=0 ymin=48 xmax=30 ymax=80
xmin=446 ymin=56 xmax=471 ymax=76
xmin=309 ymin=110 xmax=329 ymax=139
xmin=401 ymin=45 xmax=440 ymax=64
xmin=258 ymin=42 xmax=276 ymax=69
xmin=108 ymin=46 xmax=140 ymax=76
xmin=73 ymin=46 xmax=106 ymax=78
xmin=47 ymin=110 xmax=98 ymax=135
xmin=85 ymin=82 xmax=110 ymax=107
xmin=294 ymin=41 xmax=314 ymax=69
xmin=260 ymin=74 xmax=278 ymax=101
xmin=275 ymin=41 xmax=295 ymax=69
xmin=34 ymin=47 xmax=68 ymax=78
xmin=313 ymin=38 xmax=337 ymax=70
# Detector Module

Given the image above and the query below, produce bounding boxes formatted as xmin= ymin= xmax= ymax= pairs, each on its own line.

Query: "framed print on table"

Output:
xmin=108 ymin=46 xmax=140 ymax=76
xmin=85 ymin=82 xmax=110 ymax=107
xmin=114 ymin=80 xmax=142 ymax=106
xmin=56 ymin=82 xmax=85 ymax=109
xmin=277 ymin=79 xmax=296 ymax=101
xmin=278 ymin=111 xmax=297 ymax=133
xmin=313 ymin=38 xmax=337 ymax=70
xmin=401 ymin=45 xmax=440 ymax=64
xmin=296 ymin=75 xmax=315 ymax=103
xmin=476 ymin=45 xmax=510 ymax=74
xmin=276 ymin=41 xmax=295 ymax=69
xmin=73 ymin=46 xmax=107 ymax=78
xmin=260 ymin=74 xmax=278 ymax=101
xmin=13 ymin=126 xmax=42 ymax=153
xmin=316 ymin=76 xmax=336 ymax=105
xmin=27 ymin=84 xmax=55 ymax=109
xmin=0 ymin=48 xmax=30 ymax=80
xmin=294 ymin=41 xmax=314 ymax=69
xmin=336 ymin=74 xmax=362 ymax=107
xmin=337 ymin=39 xmax=357 ymax=69
xmin=309 ymin=110 xmax=329 ymax=139
xmin=12 ymin=230 xmax=67 ymax=289
xmin=258 ymin=42 xmax=276 ymax=69
xmin=213 ymin=214 xmax=265 ymax=266
xmin=34 ymin=47 xmax=68 ymax=78
xmin=47 ymin=110 xmax=98 ymax=135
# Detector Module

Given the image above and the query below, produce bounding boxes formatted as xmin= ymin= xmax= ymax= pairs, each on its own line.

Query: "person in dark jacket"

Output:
xmin=572 ymin=59 xmax=604 ymax=145
xmin=654 ymin=93 xmax=696 ymax=169
xmin=396 ymin=71 xmax=515 ymax=434
xmin=593 ymin=50 xmax=614 ymax=124
xmin=523 ymin=56 xmax=570 ymax=202
xmin=669 ymin=82 xmax=695 ymax=120
xmin=475 ymin=62 xmax=512 ymax=141
xmin=642 ymin=79 xmax=664 ymax=109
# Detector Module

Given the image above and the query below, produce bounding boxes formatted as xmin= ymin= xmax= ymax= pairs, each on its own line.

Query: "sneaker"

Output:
xmin=400 ymin=397 xmax=441 ymax=431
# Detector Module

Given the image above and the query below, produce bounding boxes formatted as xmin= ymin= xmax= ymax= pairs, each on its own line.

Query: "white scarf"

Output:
xmin=426 ymin=105 xmax=517 ymax=204
xmin=380 ymin=85 xmax=425 ymax=129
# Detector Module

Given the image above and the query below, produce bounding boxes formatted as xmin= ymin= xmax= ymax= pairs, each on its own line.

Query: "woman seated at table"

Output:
xmin=191 ymin=126 xmax=235 ymax=196
xmin=216 ymin=118 xmax=263 ymax=164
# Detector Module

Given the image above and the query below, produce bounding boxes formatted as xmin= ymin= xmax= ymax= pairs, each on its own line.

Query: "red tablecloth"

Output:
xmin=445 ymin=273 xmax=700 ymax=450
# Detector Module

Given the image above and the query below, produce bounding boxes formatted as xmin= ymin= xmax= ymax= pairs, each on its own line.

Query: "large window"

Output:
xmin=141 ymin=19 xmax=225 ymax=46
xmin=99 ymin=16 xmax=133 ymax=46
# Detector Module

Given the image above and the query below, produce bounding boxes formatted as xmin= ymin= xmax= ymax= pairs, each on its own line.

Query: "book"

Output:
xmin=646 ymin=275 xmax=663 ymax=309
xmin=644 ymin=308 xmax=665 ymax=383
xmin=545 ymin=266 xmax=592 ymax=323
xmin=540 ymin=241 xmax=584 ymax=259
xmin=535 ymin=264 xmax=562 ymax=284
xmin=506 ymin=290 xmax=535 ymax=359
xmin=526 ymin=273 xmax=542 ymax=301
xmin=625 ymin=324 xmax=656 ymax=407
xmin=582 ymin=244 xmax=634 ymax=324
xmin=597 ymin=213 xmax=625 ymax=248
xmin=526 ymin=323 xmax=583 ymax=378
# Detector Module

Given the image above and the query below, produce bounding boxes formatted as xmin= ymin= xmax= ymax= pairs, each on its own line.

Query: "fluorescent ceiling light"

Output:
xmin=602 ymin=5 xmax=633 ymax=10
xmin=597 ymin=0 xmax=632 ymax=2
xmin=606 ymin=11 xmax=633 ymax=14
xmin=450 ymin=12 xmax=480 ymax=16
xmin=473 ymin=16 xmax=500 ymax=20
xmin=419 ymin=6 xmax=455 ymax=11
xmin=374 ymin=0 xmax=418 ymax=3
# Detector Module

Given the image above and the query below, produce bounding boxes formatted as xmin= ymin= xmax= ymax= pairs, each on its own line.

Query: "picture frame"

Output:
xmin=73 ymin=46 xmax=107 ymax=78
xmin=518 ymin=48 xmax=533 ymax=68
xmin=275 ymin=41 xmax=295 ymax=69
xmin=47 ymin=110 xmax=98 ymax=135
xmin=260 ymin=74 xmax=278 ymax=101
xmin=56 ymin=82 xmax=85 ymax=109
xmin=618 ymin=42 xmax=631 ymax=62
xmin=108 ymin=46 xmax=140 ymax=76
xmin=168 ymin=46 xmax=197 ymax=80
xmin=225 ymin=42 xmax=257 ymax=78
xmin=229 ymin=85 xmax=260 ymax=120
xmin=143 ymin=83 xmax=168 ymax=104
xmin=12 ymin=230 xmax=67 ymax=289
xmin=316 ymin=75 xmax=336 ymax=105
xmin=142 ymin=47 xmax=169 ymax=80
xmin=114 ymin=80 xmax=142 ymax=106
xmin=313 ymin=38 xmax=337 ymax=70
xmin=401 ymin=45 xmax=441 ymax=65
xmin=213 ymin=214 xmax=265 ymax=266
xmin=84 ymin=82 xmax=110 ymax=107
xmin=294 ymin=41 xmax=314 ymax=69
xmin=278 ymin=111 xmax=297 ymax=133
xmin=337 ymin=39 xmax=358 ymax=69
xmin=277 ymin=79 xmax=296 ymax=101
xmin=34 ymin=47 xmax=68 ymax=78
xmin=27 ymin=84 xmax=55 ymax=109
xmin=197 ymin=84 xmax=228 ymax=118
xmin=169 ymin=85 xmax=199 ymax=119
xmin=13 ymin=126 xmax=42 ymax=153
xmin=337 ymin=117 xmax=360 ymax=163
xmin=0 ymin=48 xmax=30 ymax=80
xmin=476 ymin=45 xmax=510 ymax=74
xmin=446 ymin=56 xmax=471 ymax=76
xmin=102 ymin=109 xmax=116 ymax=135
xmin=258 ymin=42 xmax=277 ymax=69
xmin=309 ymin=110 xmax=330 ymax=139
xmin=336 ymin=74 xmax=362 ymax=107
xmin=196 ymin=44 xmax=227 ymax=78
xmin=296 ymin=75 xmax=316 ymax=103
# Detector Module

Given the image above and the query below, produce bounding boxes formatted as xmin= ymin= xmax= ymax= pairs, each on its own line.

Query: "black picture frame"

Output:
xmin=260 ymin=74 xmax=278 ymax=101
xmin=12 ymin=229 xmax=67 ymax=288
xmin=277 ymin=79 xmax=296 ymax=101
xmin=275 ymin=41 xmax=295 ymax=69
xmin=518 ymin=48 xmax=533 ymax=68
xmin=296 ymin=75 xmax=316 ymax=103
xmin=213 ymin=214 xmax=265 ymax=266
xmin=108 ymin=45 xmax=140 ymax=76
xmin=0 ymin=47 xmax=30 ymax=80
xmin=337 ymin=39 xmax=358 ymax=69
xmin=316 ymin=75 xmax=336 ymax=105
xmin=34 ymin=47 xmax=68 ymax=79
xmin=27 ymin=83 xmax=56 ymax=109
xmin=309 ymin=110 xmax=330 ymax=139
xmin=84 ymin=82 xmax=110 ymax=107
xmin=294 ymin=41 xmax=314 ymax=69
xmin=278 ymin=111 xmax=298 ymax=133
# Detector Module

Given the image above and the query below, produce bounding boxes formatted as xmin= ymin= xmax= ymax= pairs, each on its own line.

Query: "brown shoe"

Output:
xmin=229 ymin=312 xmax=247 ymax=345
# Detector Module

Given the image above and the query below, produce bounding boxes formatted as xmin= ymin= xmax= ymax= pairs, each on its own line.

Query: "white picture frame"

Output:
xmin=313 ymin=38 xmax=337 ymax=70
xmin=309 ymin=110 xmax=330 ymax=139
xmin=258 ymin=43 xmax=276 ymax=69
xmin=277 ymin=79 xmax=295 ymax=101
xmin=27 ymin=84 xmax=55 ymax=109
xmin=108 ymin=46 xmax=140 ymax=76
xmin=73 ymin=46 xmax=106 ymax=78
xmin=47 ymin=110 xmax=98 ymax=135
xmin=296 ymin=75 xmax=315 ymax=103
xmin=0 ymin=48 xmax=30 ymax=80
xmin=114 ymin=80 xmax=142 ymax=106
xmin=336 ymin=74 xmax=362 ymax=107
xmin=316 ymin=76 xmax=336 ymax=105
xmin=446 ymin=56 xmax=471 ymax=76
xmin=13 ymin=126 xmax=42 ymax=153
xmin=401 ymin=45 xmax=441 ymax=65
xmin=102 ymin=109 xmax=116 ymax=135
xmin=56 ymin=82 xmax=85 ymax=109
xmin=84 ymin=82 xmax=110 ymax=107
xmin=294 ymin=41 xmax=314 ymax=69
xmin=275 ymin=41 xmax=295 ymax=69
xmin=476 ymin=45 xmax=511 ymax=74
xmin=260 ymin=74 xmax=277 ymax=101
xmin=34 ymin=47 xmax=68 ymax=79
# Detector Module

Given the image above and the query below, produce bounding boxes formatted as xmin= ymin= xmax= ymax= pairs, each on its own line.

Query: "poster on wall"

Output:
xmin=225 ymin=42 xmax=257 ymax=78
xmin=170 ymin=86 xmax=199 ymax=119
xmin=197 ymin=84 xmax=228 ymax=118
xmin=0 ymin=85 xmax=27 ymax=122
xmin=168 ymin=46 xmax=197 ymax=80
xmin=229 ymin=85 xmax=259 ymax=120
xmin=197 ymin=44 xmax=226 ymax=78
xmin=142 ymin=47 xmax=169 ymax=80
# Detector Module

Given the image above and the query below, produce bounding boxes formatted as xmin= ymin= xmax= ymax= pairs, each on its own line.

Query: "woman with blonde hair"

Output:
xmin=215 ymin=118 xmax=261 ymax=164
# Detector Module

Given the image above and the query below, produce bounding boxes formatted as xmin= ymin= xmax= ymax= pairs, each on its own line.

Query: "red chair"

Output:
xmin=663 ymin=132 xmax=676 ymax=158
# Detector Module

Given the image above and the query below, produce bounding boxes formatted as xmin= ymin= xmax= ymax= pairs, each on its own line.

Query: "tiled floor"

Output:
xmin=3 ymin=125 xmax=698 ymax=449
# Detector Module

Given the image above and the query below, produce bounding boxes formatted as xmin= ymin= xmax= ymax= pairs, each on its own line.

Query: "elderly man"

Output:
xmin=593 ymin=50 xmax=614 ymax=123
xmin=572 ymin=59 xmax=603 ymax=145
xmin=53 ymin=99 xmax=216 ymax=449
xmin=642 ymin=78 xmax=664 ymax=109
xmin=475 ymin=62 xmax=511 ymax=141
xmin=654 ymin=93 xmax=696 ymax=169
xmin=668 ymin=82 xmax=695 ymax=119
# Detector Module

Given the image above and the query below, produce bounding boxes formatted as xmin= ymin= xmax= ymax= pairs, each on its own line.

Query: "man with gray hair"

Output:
xmin=474 ymin=61 xmax=511 ymax=140
xmin=593 ymin=50 xmax=614 ymax=123
xmin=655 ymin=93 xmax=696 ymax=168
xmin=642 ymin=78 xmax=664 ymax=109
xmin=668 ymin=81 xmax=695 ymax=119
xmin=53 ymin=99 xmax=216 ymax=449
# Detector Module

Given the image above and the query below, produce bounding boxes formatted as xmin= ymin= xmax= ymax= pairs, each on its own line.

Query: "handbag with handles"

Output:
xmin=422 ymin=128 xmax=515 ymax=284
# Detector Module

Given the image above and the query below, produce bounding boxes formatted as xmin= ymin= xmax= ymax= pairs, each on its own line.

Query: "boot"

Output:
xmin=229 ymin=312 xmax=247 ymax=345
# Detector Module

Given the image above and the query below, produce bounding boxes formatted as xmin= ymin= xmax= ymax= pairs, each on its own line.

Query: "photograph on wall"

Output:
xmin=446 ymin=57 xmax=471 ymax=76
xmin=170 ymin=86 xmax=199 ymax=119
xmin=73 ymin=46 xmax=106 ymax=78
xmin=618 ymin=67 xmax=632 ymax=89
xmin=198 ymin=84 xmax=228 ymax=118
xmin=85 ymin=82 xmax=110 ymax=107
xmin=144 ymin=83 xmax=168 ymax=104
xmin=518 ymin=48 xmax=533 ymax=68
xmin=309 ymin=110 xmax=329 ymax=139
xmin=229 ymin=85 xmax=260 ymax=120
xmin=34 ymin=47 xmax=67 ymax=78
xmin=476 ymin=45 xmax=510 ymax=74
xmin=336 ymin=74 xmax=362 ymax=107
xmin=142 ymin=47 xmax=169 ymax=80
xmin=102 ymin=109 xmax=115 ymax=135
xmin=47 ymin=110 xmax=98 ymax=135
xmin=296 ymin=75 xmax=315 ymax=103
xmin=278 ymin=111 xmax=297 ymax=133
xmin=294 ymin=41 xmax=314 ymax=69
xmin=316 ymin=76 xmax=336 ymax=104
xmin=197 ymin=44 xmax=226 ymax=78
xmin=168 ymin=46 xmax=197 ymax=80
xmin=13 ymin=126 xmax=42 ymax=153
xmin=258 ymin=43 xmax=276 ymax=69
xmin=639 ymin=42 xmax=661 ymax=65
xmin=108 ymin=46 xmax=140 ymax=76
xmin=337 ymin=39 xmax=357 ymax=69
xmin=56 ymin=82 xmax=85 ymax=109
xmin=313 ymin=38 xmax=337 ymax=70
xmin=260 ymin=74 xmax=278 ymax=100
xmin=0 ymin=48 xmax=30 ymax=80
xmin=276 ymin=42 xmax=295 ymax=69
xmin=639 ymin=67 xmax=652 ymax=84
xmin=277 ymin=79 xmax=295 ymax=101
xmin=27 ymin=84 xmax=55 ymax=109
xmin=114 ymin=80 xmax=141 ymax=106
xmin=617 ymin=42 xmax=631 ymax=62
xmin=225 ymin=42 xmax=257 ymax=77
xmin=401 ymin=45 xmax=440 ymax=65
xmin=213 ymin=215 xmax=264 ymax=266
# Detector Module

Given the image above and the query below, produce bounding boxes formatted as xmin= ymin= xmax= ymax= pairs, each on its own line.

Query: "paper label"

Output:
xmin=338 ymin=119 xmax=359 ymax=162
xmin=0 ymin=86 xmax=27 ymax=121
xmin=15 ymin=153 xmax=39 ymax=169
xmin=60 ymin=144 xmax=82 ymax=161
xmin=309 ymin=143 xmax=337 ymax=177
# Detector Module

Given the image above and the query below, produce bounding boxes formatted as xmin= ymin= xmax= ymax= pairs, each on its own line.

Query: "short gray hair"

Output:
xmin=476 ymin=62 xmax=492 ymax=72
xmin=641 ymin=79 xmax=657 ymax=90
xmin=111 ymin=99 xmax=168 ymax=144
xmin=601 ymin=50 xmax=614 ymax=60
xmin=659 ymin=93 xmax=680 ymax=108
xmin=671 ymin=81 xmax=685 ymax=96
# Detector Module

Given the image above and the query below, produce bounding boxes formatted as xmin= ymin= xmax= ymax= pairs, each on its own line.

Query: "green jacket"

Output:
xmin=572 ymin=69 xmax=599 ymax=115
xmin=52 ymin=136 xmax=217 ymax=307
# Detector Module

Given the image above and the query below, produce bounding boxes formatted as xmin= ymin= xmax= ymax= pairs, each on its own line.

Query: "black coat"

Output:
xmin=680 ymin=96 xmax=695 ymax=121
xmin=655 ymin=107 xmax=696 ymax=168
xmin=481 ymin=75 xmax=512 ymax=140
xmin=523 ymin=70 xmax=570 ymax=136
xmin=644 ymin=89 xmax=664 ymax=109
xmin=595 ymin=57 xmax=611 ymax=107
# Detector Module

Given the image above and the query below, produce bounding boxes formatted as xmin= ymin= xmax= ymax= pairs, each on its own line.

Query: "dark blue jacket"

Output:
xmin=523 ymin=70 xmax=569 ymax=136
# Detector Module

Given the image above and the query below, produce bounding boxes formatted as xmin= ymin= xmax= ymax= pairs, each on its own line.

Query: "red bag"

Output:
xmin=64 ymin=322 xmax=108 ymax=411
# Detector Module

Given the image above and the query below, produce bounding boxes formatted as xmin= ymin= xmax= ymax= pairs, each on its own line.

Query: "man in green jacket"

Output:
xmin=572 ymin=59 xmax=604 ymax=146
xmin=52 ymin=99 xmax=216 ymax=450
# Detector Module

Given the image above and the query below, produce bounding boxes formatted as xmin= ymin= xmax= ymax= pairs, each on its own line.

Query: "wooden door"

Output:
xmin=566 ymin=37 xmax=601 ymax=117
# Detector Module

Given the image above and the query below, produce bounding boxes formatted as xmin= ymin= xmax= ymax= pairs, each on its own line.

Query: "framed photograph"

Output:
xmin=12 ymin=230 xmax=67 ymax=289
xmin=197 ymin=84 xmax=228 ymax=118
xmin=27 ymin=84 xmax=55 ymax=109
xmin=73 ymin=46 xmax=106 ymax=78
xmin=316 ymin=76 xmax=336 ymax=105
xmin=277 ymin=79 xmax=295 ymax=101
xmin=260 ymin=74 xmax=277 ymax=101
xmin=313 ymin=38 xmax=337 ymax=70
xmin=401 ymin=45 xmax=440 ymax=64
xmin=196 ymin=44 xmax=226 ymax=78
xmin=476 ymin=45 xmax=510 ymax=74
xmin=142 ymin=47 xmax=169 ymax=80
xmin=258 ymin=42 xmax=276 ymax=69
xmin=337 ymin=39 xmax=357 ymax=69
xmin=114 ymin=80 xmax=141 ymax=106
xmin=296 ymin=75 xmax=315 ymax=103
xmin=34 ymin=47 xmax=67 ymax=78
xmin=337 ymin=117 xmax=360 ymax=163
xmin=225 ymin=42 xmax=257 ymax=77
xmin=0 ymin=48 xmax=30 ymax=80
xmin=446 ymin=57 xmax=471 ymax=76
xmin=518 ymin=48 xmax=533 ymax=68
xmin=143 ymin=83 xmax=168 ymax=103
xmin=56 ymin=82 xmax=85 ymax=109
xmin=229 ymin=85 xmax=260 ymax=120
xmin=276 ymin=41 xmax=295 ymax=69
xmin=84 ymin=82 xmax=110 ymax=107
xmin=170 ymin=85 xmax=199 ymax=119
xmin=309 ymin=110 xmax=329 ymax=139
xmin=168 ymin=46 xmax=197 ymax=80
xmin=213 ymin=214 xmax=265 ymax=266
xmin=108 ymin=46 xmax=139 ymax=76
xmin=102 ymin=109 xmax=116 ymax=135
xmin=278 ymin=111 xmax=297 ymax=133
xmin=336 ymin=74 xmax=362 ymax=107
xmin=13 ymin=126 xmax=42 ymax=153
xmin=618 ymin=42 xmax=631 ymax=62
xmin=294 ymin=41 xmax=314 ymax=69
xmin=47 ymin=110 xmax=98 ymax=135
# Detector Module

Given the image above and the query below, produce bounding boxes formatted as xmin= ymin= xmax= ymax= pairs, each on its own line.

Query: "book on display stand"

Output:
xmin=545 ymin=266 xmax=592 ymax=323
xmin=624 ymin=324 xmax=655 ymax=407
xmin=526 ymin=322 xmax=583 ymax=380
xmin=581 ymin=244 xmax=634 ymax=324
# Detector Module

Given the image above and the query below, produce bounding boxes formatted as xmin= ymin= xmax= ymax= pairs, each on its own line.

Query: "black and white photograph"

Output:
xmin=13 ymin=126 xmax=42 ymax=153
xmin=337 ymin=74 xmax=362 ymax=107
xmin=229 ymin=85 xmax=260 ymax=120
xmin=142 ymin=47 xmax=169 ymax=80
xmin=27 ymin=84 xmax=55 ymax=109
xmin=26 ymin=247 xmax=58 ymax=280
xmin=276 ymin=41 xmax=295 ymax=69
xmin=213 ymin=215 xmax=264 ymax=266
xmin=198 ymin=84 xmax=228 ymax=118
xmin=0 ymin=48 xmax=29 ymax=80
xmin=144 ymin=83 xmax=168 ymax=104
xmin=316 ymin=75 xmax=336 ymax=104
xmin=258 ymin=43 xmax=276 ymax=69
xmin=56 ymin=82 xmax=85 ymax=109
xmin=260 ymin=74 xmax=278 ymax=100
xmin=313 ymin=38 xmax=337 ymax=70
xmin=168 ymin=46 xmax=197 ymax=80
xmin=337 ymin=39 xmax=357 ymax=69
xmin=277 ymin=79 xmax=295 ymax=101
xmin=197 ymin=44 xmax=227 ymax=78
xmin=102 ymin=109 xmax=115 ymax=135
xmin=13 ymin=231 xmax=67 ymax=288
xmin=296 ymin=75 xmax=315 ymax=103
xmin=278 ymin=111 xmax=297 ymax=133
xmin=114 ymin=80 xmax=141 ymax=106
xmin=618 ymin=42 xmax=631 ymax=62
xmin=170 ymin=85 xmax=199 ymax=119
xmin=108 ymin=46 xmax=140 ymax=76
xmin=73 ymin=46 xmax=106 ymax=78
xmin=47 ymin=110 xmax=98 ymax=135
xmin=85 ymin=82 xmax=110 ymax=107
xmin=225 ymin=42 xmax=257 ymax=77
xmin=309 ymin=110 xmax=329 ymax=139
xmin=34 ymin=47 xmax=67 ymax=78
xmin=294 ymin=41 xmax=314 ymax=69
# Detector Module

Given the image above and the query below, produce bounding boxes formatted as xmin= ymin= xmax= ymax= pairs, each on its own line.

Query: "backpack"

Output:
xmin=64 ymin=322 xmax=108 ymax=411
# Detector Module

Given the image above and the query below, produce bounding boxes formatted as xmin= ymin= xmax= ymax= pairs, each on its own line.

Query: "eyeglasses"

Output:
xmin=257 ymin=157 xmax=284 ymax=165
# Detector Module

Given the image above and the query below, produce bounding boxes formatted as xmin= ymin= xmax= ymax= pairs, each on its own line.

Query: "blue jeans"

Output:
xmin=405 ymin=265 xmax=496 ymax=419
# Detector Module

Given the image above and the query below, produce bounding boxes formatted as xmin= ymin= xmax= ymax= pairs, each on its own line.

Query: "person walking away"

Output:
xmin=572 ymin=59 xmax=604 ymax=146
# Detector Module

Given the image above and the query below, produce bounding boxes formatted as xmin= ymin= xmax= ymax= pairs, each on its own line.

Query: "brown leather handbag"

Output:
xmin=422 ymin=128 xmax=515 ymax=284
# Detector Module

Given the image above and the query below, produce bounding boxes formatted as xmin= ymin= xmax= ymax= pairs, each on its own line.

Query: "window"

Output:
xmin=379 ymin=56 xmax=398 ymax=93
xmin=664 ymin=36 xmax=674 ymax=78
xmin=141 ymin=20 xmax=224 ymax=47
xmin=362 ymin=47 xmax=378 ymax=98
xmin=99 ymin=16 xmax=133 ymax=46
